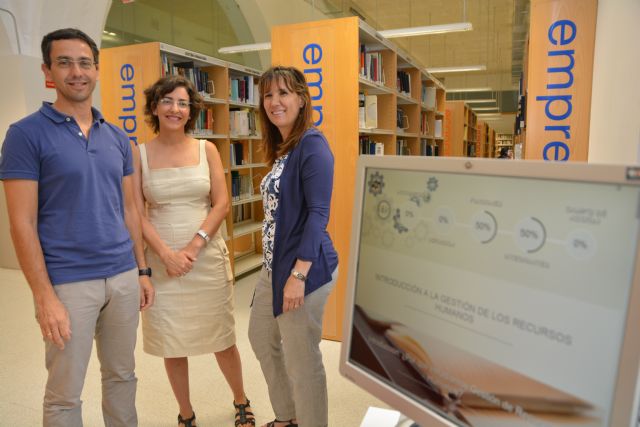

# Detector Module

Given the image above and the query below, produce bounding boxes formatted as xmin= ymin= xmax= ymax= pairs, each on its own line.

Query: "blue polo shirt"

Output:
xmin=0 ymin=102 xmax=136 ymax=285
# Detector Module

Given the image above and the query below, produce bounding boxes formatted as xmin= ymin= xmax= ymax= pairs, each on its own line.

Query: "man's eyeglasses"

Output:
xmin=54 ymin=58 xmax=96 ymax=70
xmin=158 ymin=98 xmax=191 ymax=110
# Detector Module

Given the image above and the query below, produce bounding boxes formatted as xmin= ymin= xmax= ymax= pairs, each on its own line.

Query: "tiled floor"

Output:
xmin=0 ymin=267 xmax=387 ymax=426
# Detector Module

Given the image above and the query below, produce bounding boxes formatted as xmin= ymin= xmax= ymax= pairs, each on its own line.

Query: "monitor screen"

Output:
xmin=340 ymin=156 xmax=640 ymax=427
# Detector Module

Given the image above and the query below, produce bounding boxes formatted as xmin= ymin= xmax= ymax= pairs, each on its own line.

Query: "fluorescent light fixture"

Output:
xmin=472 ymin=107 xmax=499 ymax=111
xmin=462 ymin=99 xmax=496 ymax=104
xmin=447 ymin=87 xmax=492 ymax=93
xmin=379 ymin=22 xmax=473 ymax=38
xmin=218 ymin=42 xmax=271 ymax=54
xmin=428 ymin=65 xmax=486 ymax=73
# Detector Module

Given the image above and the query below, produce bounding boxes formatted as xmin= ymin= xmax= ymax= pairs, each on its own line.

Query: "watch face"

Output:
xmin=139 ymin=268 xmax=152 ymax=277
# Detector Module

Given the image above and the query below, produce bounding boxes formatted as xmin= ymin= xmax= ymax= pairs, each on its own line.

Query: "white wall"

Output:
xmin=588 ymin=0 xmax=640 ymax=164
xmin=0 ymin=0 xmax=111 ymax=268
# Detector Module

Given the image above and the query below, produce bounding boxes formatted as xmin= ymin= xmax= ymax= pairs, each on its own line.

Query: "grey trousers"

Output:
xmin=42 ymin=268 xmax=140 ymax=427
xmin=248 ymin=267 xmax=338 ymax=427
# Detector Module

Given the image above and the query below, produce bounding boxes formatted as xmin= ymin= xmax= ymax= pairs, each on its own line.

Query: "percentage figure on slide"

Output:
xmin=520 ymin=229 xmax=539 ymax=239
xmin=434 ymin=207 xmax=454 ymax=235
xmin=472 ymin=210 xmax=498 ymax=243
xmin=515 ymin=217 xmax=546 ymax=253
xmin=566 ymin=230 xmax=597 ymax=260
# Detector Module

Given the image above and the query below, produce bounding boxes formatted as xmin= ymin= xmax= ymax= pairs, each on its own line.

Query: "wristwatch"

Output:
xmin=291 ymin=269 xmax=307 ymax=282
xmin=138 ymin=268 xmax=152 ymax=277
xmin=196 ymin=229 xmax=210 ymax=243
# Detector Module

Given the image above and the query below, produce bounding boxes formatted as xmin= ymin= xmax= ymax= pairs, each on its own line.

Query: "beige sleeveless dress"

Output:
xmin=139 ymin=140 xmax=235 ymax=357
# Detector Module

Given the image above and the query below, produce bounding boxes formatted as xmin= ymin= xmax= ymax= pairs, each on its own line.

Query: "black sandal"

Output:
xmin=178 ymin=411 xmax=196 ymax=427
xmin=265 ymin=420 xmax=297 ymax=427
xmin=234 ymin=398 xmax=256 ymax=426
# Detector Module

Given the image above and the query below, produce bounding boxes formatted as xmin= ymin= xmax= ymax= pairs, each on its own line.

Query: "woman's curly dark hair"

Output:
xmin=143 ymin=75 xmax=204 ymax=134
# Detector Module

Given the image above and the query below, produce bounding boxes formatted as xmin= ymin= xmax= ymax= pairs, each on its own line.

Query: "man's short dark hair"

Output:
xmin=41 ymin=28 xmax=99 ymax=68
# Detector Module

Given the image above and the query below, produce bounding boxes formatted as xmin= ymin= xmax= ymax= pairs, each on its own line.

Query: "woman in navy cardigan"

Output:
xmin=248 ymin=66 xmax=339 ymax=427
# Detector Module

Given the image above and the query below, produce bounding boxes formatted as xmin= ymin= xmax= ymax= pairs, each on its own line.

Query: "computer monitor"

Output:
xmin=339 ymin=155 xmax=640 ymax=427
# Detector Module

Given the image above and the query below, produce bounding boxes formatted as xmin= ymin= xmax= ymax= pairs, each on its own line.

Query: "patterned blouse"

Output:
xmin=260 ymin=153 xmax=289 ymax=271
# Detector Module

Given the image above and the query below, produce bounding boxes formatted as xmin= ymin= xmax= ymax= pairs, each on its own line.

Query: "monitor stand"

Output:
xmin=360 ymin=406 xmax=419 ymax=427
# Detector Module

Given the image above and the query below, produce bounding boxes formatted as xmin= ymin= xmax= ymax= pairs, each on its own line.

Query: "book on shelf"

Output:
xmin=230 ymin=75 xmax=257 ymax=104
xmin=230 ymin=142 xmax=245 ymax=166
xmin=364 ymin=95 xmax=378 ymax=129
xmin=230 ymin=171 xmax=254 ymax=201
xmin=232 ymin=204 xmax=254 ymax=223
xmin=360 ymin=45 xmax=385 ymax=85
xmin=434 ymin=119 xmax=443 ymax=138
xmin=423 ymin=86 xmax=436 ymax=109
xmin=420 ymin=140 xmax=439 ymax=156
xmin=396 ymin=139 xmax=410 ymax=156
xmin=420 ymin=111 xmax=430 ymax=135
xmin=193 ymin=108 xmax=214 ymax=135
xmin=358 ymin=92 xmax=366 ymax=129
xmin=229 ymin=109 xmax=257 ymax=137
xmin=396 ymin=71 xmax=411 ymax=96
xmin=359 ymin=136 xmax=384 ymax=156
xmin=160 ymin=55 xmax=214 ymax=97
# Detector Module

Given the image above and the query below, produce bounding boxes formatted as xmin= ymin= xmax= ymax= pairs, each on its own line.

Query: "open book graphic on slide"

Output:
xmin=351 ymin=305 xmax=600 ymax=427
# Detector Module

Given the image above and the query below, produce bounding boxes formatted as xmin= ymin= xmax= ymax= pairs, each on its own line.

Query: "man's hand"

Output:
xmin=35 ymin=294 xmax=71 ymax=350
xmin=139 ymin=276 xmax=155 ymax=310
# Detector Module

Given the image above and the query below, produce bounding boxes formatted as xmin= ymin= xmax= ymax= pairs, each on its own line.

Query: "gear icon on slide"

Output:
xmin=368 ymin=172 xmax=385 ymax=196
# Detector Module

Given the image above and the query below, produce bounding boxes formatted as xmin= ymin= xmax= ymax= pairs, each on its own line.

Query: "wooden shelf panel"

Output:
xmin=233 ymin=220 xmax=262 ymax=238
xmin=359 ymin=128 xmax=395 ymax=135
xmin=234 ymin=252 xmax=263 ymax=277
xmin=230 ymin=163 xmax=266 ymax=171
xmin=231 ymin=194 xmax=261 ymax=206
xmin=358 ymin=77 xmax=394 ymax=95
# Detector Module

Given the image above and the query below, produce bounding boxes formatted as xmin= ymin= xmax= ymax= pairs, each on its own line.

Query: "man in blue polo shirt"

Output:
xmin=0 ymin=28 xmax=154 ymax=426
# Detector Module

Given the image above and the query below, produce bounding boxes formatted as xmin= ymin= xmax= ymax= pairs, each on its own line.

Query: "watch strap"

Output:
xmin=138 ymin=268 xmax=152 ymax=277
xmin=196 ymin=229 xmax=210 ymax=243
xmin=291 ymin=269 xmax=307 ymax=281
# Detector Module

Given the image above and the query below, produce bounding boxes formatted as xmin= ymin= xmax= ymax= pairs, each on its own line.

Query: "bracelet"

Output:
xmin=196 ymin=229 xmax=210 ymax=243
xmin=291 ymin=269 xmax=307 ymax=281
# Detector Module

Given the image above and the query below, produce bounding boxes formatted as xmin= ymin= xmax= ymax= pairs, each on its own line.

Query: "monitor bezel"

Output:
xmin=339 ymin=155 xmax=640 ymax=427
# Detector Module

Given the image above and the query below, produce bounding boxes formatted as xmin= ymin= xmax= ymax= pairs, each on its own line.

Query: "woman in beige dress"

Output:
xmin=132 ymin=75 xmax=255 ymax=427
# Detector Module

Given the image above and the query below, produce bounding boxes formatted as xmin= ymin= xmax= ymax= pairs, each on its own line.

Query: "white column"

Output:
xmin=0 ymin=0 xmax=111 ymax=268
xmin=588 ymin=0 xmax=640 ymax=164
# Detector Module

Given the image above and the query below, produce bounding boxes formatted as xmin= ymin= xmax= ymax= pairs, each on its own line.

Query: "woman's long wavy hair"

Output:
xmin=258 ymin=66 xmax=313 ymax=166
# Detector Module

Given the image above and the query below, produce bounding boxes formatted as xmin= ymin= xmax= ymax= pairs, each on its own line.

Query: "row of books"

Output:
xmin=193 ymin=108 xmax=215 ymax=135
xmin=396 ymin=139 xmax=410 ymax=155
xmin=161 ymin=55 xmax=215 ymax=96
xmin=232 ymin=204 xmax=254 ymax=223
xmin=419 ymin=113 xmax=444 ymax=137
xmin=230 ymin=109 xmax=258 ymax=137
xmin=396 ymin=71 xmax=411 ymax=96
xmin=359 ymin=45 xmax=385 ymax=84
xmin=230 ymin=76 xmax=258 ymax=105
xmin=420 ymin=140 xmax=440 ymax=156
xmin=359 ymin=137 xmax=442 ymax=157
xmin=358 ymin=93 xmax=378 ymax=129
xmin=230 ymin=171 xmax=254 ymax=201
xmin=230 ymin=142 xmax=245 ymax=166
xmin=359 ymin=136 xmax=384 ymax=155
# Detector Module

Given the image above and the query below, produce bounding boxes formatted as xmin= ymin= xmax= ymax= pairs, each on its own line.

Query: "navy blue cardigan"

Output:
xmin=270 ymin=128 xmax=339 ymax=317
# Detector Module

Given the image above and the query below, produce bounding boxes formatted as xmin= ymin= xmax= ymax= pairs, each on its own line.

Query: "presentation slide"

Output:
xmin=350 ymin=167 xmax=640 ymax=427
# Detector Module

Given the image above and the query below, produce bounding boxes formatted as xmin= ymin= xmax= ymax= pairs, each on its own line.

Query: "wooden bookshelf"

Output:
xmin=99 ymin=41 xmax=264 ymax=279
xmin=444 ymin=101 xmax=477 ymax=157
xmin=271 ymin=17 xmax=446 ymax=341
xmin=495 ymin=133 xmax=514 ymax=157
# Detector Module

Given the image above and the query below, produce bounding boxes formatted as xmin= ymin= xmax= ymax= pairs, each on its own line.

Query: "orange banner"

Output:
xmin=271 ymin=17 xmax=360 ymax=340
xmin=525 ymin=0 xmax=597 ymax=161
